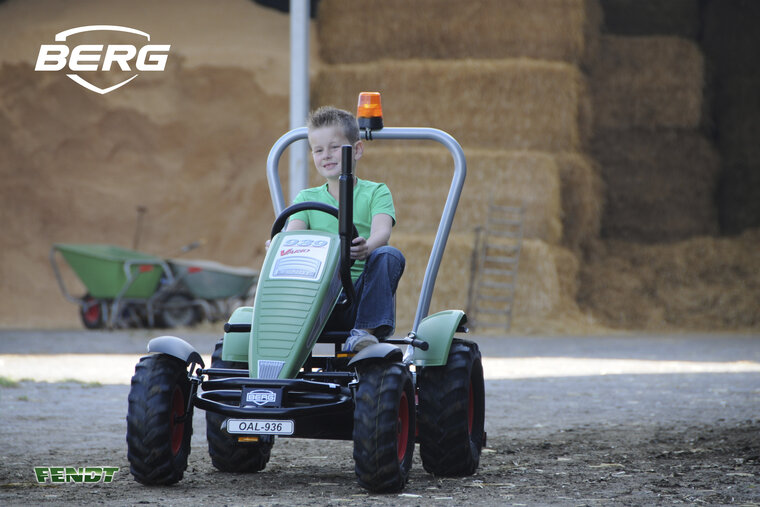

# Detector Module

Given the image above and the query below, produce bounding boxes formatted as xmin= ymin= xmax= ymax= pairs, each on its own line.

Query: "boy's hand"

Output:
xmin=350 ymin=236 xmax=369 ymax=260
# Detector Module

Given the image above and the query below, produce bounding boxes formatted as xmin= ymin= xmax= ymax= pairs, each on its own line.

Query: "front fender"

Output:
xmin=412 ymin=310 xmax=467 ymax=367
xmin=348 ymin=342 xmax=403 ymax=369
xmin=147 ymin=335 xmax=205 ymax=368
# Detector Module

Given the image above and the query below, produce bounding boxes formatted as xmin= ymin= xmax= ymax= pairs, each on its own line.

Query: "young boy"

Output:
xmin=286 ymin=106 xmax=405 ymax=352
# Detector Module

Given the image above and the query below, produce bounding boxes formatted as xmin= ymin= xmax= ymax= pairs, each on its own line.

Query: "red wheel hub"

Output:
xmin=83 ymin=300 xmax=100 ymax=324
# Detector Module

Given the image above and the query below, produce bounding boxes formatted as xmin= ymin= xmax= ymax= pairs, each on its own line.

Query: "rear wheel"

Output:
xmin=158 ymin=293 xmax=199 ymax=328
xmin=126 ymin=354 xmax=193 ymax=485
xmin=417 ymin=339 xmax=485 ymax=476
xmin=205 ymin=340 xmax=273 ymax=473
xmin=79 ymin=295 xmax=104 ymax=329
xmin=353 ymin=363 xmax=415 ymax=493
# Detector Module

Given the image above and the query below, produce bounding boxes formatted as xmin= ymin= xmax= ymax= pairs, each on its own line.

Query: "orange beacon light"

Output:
xmin=357 ymin=92 xmax=383 ymax=131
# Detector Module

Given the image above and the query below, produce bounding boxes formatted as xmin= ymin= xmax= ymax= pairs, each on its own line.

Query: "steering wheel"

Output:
xmin=270 ymin=202 xmax=360 ymax=304
xmin=270 ymin=201 xmax=359 ymax=242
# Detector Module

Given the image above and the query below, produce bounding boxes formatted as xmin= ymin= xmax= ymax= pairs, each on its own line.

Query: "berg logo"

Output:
xmin=35 ymin=25 xmax=170 ymax=94
xmin=247 ymin=389 xmax=277 ymax=406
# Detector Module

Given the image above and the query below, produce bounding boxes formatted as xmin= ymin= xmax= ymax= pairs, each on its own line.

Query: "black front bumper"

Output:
xmin=194 ymin=368 xmax=355 ymax=440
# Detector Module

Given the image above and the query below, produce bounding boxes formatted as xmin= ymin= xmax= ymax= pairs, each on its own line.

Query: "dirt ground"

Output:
xmin=0 ymin=329 xmax=758 ymax=506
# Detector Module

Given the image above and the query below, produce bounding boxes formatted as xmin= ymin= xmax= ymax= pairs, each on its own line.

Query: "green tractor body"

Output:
xmin=223 ymin=231 xmax=342 ymax=379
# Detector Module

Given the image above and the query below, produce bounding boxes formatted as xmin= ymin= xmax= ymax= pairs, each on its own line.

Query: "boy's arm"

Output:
xmin=265 ymin=218 xmax=307 ymax=250
xmin=351 ymin=213 xmax=393 ymax=260
xmin=285 ymin=218 xmax=308 ymax=231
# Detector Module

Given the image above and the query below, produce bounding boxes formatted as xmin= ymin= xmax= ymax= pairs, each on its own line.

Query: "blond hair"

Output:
xmin=307 ymin=106 xmax=360 ymax=144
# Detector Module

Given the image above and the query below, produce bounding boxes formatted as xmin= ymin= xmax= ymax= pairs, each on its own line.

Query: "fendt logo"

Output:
xmin=35 ymin=25 xmax=170 ymax=94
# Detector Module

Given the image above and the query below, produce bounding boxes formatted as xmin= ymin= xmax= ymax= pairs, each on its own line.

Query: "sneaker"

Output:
xmin=342 ymin=329 xmax=378 ymax=352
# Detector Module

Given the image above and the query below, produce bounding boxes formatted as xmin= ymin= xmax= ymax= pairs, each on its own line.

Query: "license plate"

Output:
xmin=227 ymin=419 xmax=294 ymax=435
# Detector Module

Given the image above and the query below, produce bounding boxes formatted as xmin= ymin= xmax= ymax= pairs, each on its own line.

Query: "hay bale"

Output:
xmin=555 ymin=152 xmax=603 ymax=253
xmin=592 ymin=129 xmax=720 ymax=242
xmin=391 ymin=232 xmax=583 ymax=333
xmin=512 ymin=240 xmax=560 ymax=318
xmin=390 ymin=232 xmax=475 ymax=334
xmin=313 ymin=59 xmax=590 ymax=152
xmin=476 ymin=239 xmax=582 ymax=328
xmin=600 ymin=0 xmax=701 ymax=39
xmin=590 ymin=36 xmax=704 ymax=129
xmin=712 ymin=77 xmax=760 ymax=232
xmin=0 ymin=61 xmax=287 ymax=327
xmin=714 ymin=77 xmax=760 ymax=167
xmin=318 ymin=0 xmax=602 ymax=66
xmin=579 ymin=230 xmax=760 ymax=330
xmin=717 ymin=163 xmax=760 ymax=234
xmin=354 ymin=146 xmax=563 ymax=243
xmin=702 ymin=0 xmax=760 ymax=77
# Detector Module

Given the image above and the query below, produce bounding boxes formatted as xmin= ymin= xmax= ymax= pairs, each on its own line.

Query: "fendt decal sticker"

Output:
xmin=35 ymin=25 xmax=170 ymax=94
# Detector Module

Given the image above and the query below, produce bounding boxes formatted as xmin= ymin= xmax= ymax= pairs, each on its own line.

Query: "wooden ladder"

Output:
xmin=467 ymin=204 xmax=524 ymax=331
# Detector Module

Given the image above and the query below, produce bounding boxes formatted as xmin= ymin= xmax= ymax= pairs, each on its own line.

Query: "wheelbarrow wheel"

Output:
xmin=126 ymin=354 xmax=193 ymax=485
xmin=205 ymin=340 xmax=273 ymax=472
xmin=417 ymin=339 xmax=485 ymax=476
xmin=79 ymin=295 xmax=104 ymax=329
xmin=157 ymin=293 xmax=199 ymax=328
xmin=353 ymin=362 xmax=415 ymax=493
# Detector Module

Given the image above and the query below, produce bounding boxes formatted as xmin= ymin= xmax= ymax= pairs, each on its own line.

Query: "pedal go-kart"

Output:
xmin=126 ymin=93 xmax=486 ymax=493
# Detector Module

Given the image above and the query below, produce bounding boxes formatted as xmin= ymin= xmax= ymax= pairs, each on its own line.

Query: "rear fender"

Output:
xmin=412 ymin=310 xmax=467 ymax=367
xmin=147 ymin=335 xmax=205 ymax=368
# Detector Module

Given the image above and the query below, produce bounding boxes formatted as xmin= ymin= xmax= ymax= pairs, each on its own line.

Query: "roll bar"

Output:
xmin=265 ymin=127 xmax=466 ymax=332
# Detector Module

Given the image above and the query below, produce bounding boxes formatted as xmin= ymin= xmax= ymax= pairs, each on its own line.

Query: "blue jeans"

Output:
xmin=325 ymin=246 xmax=405 ymax=339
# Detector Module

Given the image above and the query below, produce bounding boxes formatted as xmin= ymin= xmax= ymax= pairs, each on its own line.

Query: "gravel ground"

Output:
xmin=0 ymin=328 xmax=759 ymax=506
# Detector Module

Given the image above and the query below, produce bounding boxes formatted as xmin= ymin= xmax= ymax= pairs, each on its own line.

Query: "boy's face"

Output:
xmin=308 ymin=125 xmax=363 ymax=181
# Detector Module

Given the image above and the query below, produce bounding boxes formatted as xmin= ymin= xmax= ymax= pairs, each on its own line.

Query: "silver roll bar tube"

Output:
xmin=265 ymin=126 xmax=466 ymax=332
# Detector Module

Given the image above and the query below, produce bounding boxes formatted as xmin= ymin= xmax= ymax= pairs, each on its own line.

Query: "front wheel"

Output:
xmin=417 ymin=339 xmax=485 ymax=476
xmin=126 ymin=354 xmax=193 ymax=485
xmin=353 ymin=363 xmax=415 ymax=493
xmin=205 ymin=340 xmax=273 ymax=473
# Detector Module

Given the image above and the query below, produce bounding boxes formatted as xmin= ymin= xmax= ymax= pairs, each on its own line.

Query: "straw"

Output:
xmin=318 ymin=0 xmax=602 ymax=67
xmin=591 ymin=35 xmax=704 ymax=130
xmin=592 ymin=128 xmax=720 ymax=242
xmin=312 ymin=59 xmax=590 ymax=152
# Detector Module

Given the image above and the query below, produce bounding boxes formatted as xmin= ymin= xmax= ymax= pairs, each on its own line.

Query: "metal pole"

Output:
xmin=289 ymin=0 xmax=310 ymax=203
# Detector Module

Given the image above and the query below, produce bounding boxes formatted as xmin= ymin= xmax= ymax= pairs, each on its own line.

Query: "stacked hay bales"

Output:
xmin=313 ymin=60 xmax=591 ymax=153
xmin=555 ymin=152 xmax=604 ymax=255
xmin=702 ymin=0 xmax=760 ymax=233
xmin=576 ymin=1 xmax=760 ymax=331
xmin=319 ymin=0 xmax=602 ymax=67
xmin=589 ymin=35 xmax=715 ymax=242
xmin=591 ymin=129 xmax=720 ymax=241
xmin=350 ymin=147 xmax=563 ymax=244
xmin=314 ymin=0 xmax=604 ymax=332
xmin=0 ymin=60 xmax=287 ymax=327
xmin=579 ymin=229 xmax=760 ymax=330
xmin=591 ymin=36 xmax=703 ymax=130
xmin=600 ymin=0 xmax=701 ymax=39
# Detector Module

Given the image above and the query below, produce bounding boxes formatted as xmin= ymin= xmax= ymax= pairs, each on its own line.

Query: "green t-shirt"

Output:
xmin=290 ymin=178 xmax=396 ymax=281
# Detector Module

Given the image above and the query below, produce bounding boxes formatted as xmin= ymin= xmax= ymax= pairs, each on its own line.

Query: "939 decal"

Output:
xmin=281 ymin=238 xmax=328 ymax=248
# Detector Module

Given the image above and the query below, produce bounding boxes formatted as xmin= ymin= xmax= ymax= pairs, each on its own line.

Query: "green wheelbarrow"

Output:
xmin=50 ymin=243 xmax=258 ymax=329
